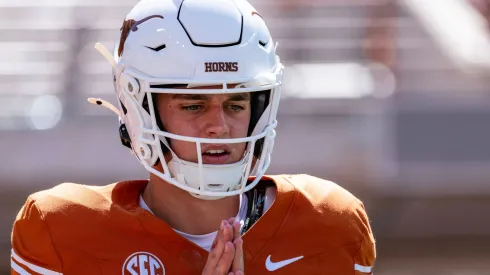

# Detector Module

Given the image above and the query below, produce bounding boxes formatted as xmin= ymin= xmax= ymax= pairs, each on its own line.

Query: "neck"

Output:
xmin=142 ymin=173 xmax=240 ymax=235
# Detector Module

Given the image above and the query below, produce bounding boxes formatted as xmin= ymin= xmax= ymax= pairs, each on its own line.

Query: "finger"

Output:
xmin=227 ymin=217 xmax=236 ymax=227
xmin=231 ymin=237 xmax=244 ymax=272
xmin=202 ymin=221 xmax=227 ymax=273
xmin=232 ymin=221 xmax=241 ymax=241
xmin=227 ymin=217 xmax=236 ymax=237
xmin=211 ymin=220 xmax=225 ymax=250
xmin=222 ymin=220 xmax=234 ymax=243
xmin=215 ymin=241 xmax=235 ymax=274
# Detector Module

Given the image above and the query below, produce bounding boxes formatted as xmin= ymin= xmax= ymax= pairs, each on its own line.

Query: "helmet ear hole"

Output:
xmin=139 ymin=144 xmax=152 ymax=160
xmin=120 ymin=72 xmax=140 ymax=95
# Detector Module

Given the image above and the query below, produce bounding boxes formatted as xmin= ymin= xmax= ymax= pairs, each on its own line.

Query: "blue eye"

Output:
xmin=229 ymin=105 xmax=245 ymax=111
xmin=181 ymin=105 xmax=202 ymax=111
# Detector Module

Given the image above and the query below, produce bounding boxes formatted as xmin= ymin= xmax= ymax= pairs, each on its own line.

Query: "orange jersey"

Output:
xmin=11 ymin=174 xmax=376 ymax=275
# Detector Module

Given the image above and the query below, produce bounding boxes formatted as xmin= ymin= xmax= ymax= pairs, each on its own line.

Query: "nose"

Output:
xmin=204 ymin=106 xmax=230 ymax=138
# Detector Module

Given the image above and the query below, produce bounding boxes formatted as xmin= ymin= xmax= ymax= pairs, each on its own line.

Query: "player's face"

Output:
xmin=156 ymin=87 xmax=251 ymax=165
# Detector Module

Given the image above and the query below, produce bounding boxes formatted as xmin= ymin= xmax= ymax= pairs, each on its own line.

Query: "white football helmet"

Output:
xmin=93 ymin=0 xmax=283 ymax=199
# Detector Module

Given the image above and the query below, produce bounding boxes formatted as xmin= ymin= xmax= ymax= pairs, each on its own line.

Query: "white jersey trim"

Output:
xmin=354 ymin=263 xmax=373 ymax=273
xmin=11 ymin=249 xmax=62 ymax=275
xmin=11 ymin=258 xmax=31 ymax=275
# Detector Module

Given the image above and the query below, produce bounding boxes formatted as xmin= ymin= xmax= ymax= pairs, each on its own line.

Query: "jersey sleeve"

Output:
xmin=353 ymin=200 xmax=376 ymax=275
xmin=11 ymin=196 xmax=63 ymax=275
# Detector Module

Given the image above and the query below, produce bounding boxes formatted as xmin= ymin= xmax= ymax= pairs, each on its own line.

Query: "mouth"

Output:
xmin=201 ymin=147 xmax=231 ymax=164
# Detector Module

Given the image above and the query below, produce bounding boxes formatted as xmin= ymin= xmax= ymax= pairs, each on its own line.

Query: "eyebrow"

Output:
xmin=228 ymin=93 xmax=250 ymax=101
xmin=171 ymin=93 xmax=250 ymax=101
xmin=171 ymin=94 xmax=208 ymax=100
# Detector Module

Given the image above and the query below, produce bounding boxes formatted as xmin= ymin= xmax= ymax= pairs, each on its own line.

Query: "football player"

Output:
xmin=11 ymin=0 xmax=376 ymax=274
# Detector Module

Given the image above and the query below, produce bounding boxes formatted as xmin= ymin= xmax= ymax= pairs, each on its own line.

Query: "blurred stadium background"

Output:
xmin=2 ymin=0 xmax=490 ymax=273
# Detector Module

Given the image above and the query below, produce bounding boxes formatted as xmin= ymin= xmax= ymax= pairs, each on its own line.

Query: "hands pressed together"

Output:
xmin=202 ymin=218 xmax=244 ymax=275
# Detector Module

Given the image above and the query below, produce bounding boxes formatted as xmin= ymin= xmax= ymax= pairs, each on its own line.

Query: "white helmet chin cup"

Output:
xmin=98 ymin=0 xmax=283 ymax=199
xmin=168 ymin=157 xmax=248 ymax=200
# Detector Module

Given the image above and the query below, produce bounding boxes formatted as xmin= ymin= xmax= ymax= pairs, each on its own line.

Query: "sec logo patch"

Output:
xmin=122 ymin=252 xmax=165 ymax=275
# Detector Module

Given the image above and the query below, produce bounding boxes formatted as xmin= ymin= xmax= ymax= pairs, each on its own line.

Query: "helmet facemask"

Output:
xmin=116 ymin=67 xmax=281 ymax=200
